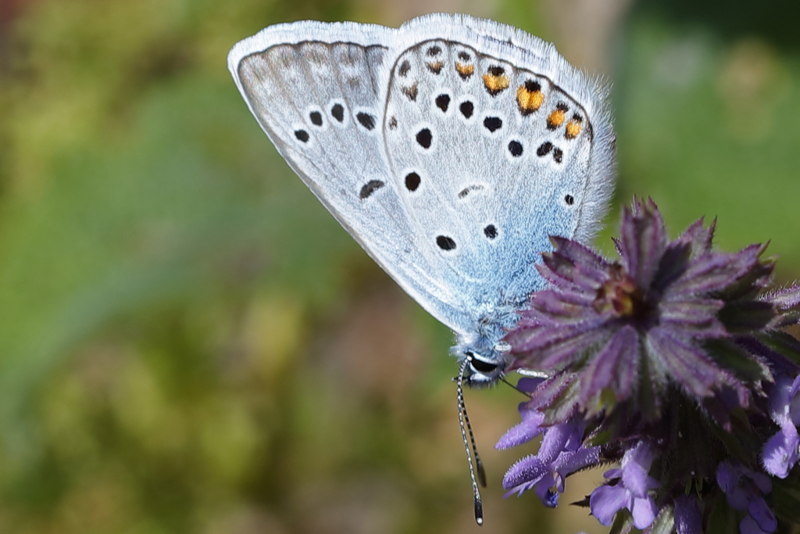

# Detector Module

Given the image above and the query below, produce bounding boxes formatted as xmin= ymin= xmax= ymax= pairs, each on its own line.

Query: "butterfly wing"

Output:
xmin=229 ymin=15 xmax=615 ymax=340
xmin=228 ymin=21 xmax=478 ymax=333
xmin=381 ymin=14 xmax=615 ymax=315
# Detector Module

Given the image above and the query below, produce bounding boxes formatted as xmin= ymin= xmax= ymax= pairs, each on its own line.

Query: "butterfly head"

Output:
xmin=463 ymin=349 xmax=506 ymax=386
xmin=459 ymin=340 xmax=511 ymax=387
xmin=453 ymin=308 xmax=519 ymax=387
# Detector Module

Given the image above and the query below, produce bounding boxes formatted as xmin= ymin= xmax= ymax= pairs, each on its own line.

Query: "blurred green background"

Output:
xmin=1 ymin=0 xmax=799 ymax=532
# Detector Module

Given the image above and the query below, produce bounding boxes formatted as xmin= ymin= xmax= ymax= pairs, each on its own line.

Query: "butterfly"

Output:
xmin=228 ymin=13 xmax=615 ymax=523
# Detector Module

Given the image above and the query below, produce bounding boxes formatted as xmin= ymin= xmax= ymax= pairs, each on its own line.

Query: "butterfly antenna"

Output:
xmin=500 ymin=375 xmax=533 ymax=398
xmin=456 ymin=358 xmax=486 ymax=526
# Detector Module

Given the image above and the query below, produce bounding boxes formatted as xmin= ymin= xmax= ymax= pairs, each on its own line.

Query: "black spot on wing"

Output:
xmin=416 ymin=128 xmax=432 ymax=149
xmin=356 ymin=112 xmax=376 ymax=130
xmin=483 ymin=116 xmax=502 ymax=132
xmin=436 ymin=235 xmax=456 ymax=251
xmin=359 ymin=180 xmax=385 ymax=199
xmin=537 ymin=142 xmax=553 ymax=156
xmin=459 ymin=101 xmax=474 ymax=118
xmin=435 ymin=94 xmax=450 ymax=112
xmin=405 ymin=172 xmax=421 ymax=191
xmin=330 ymin=103 xmax=344 ymax=122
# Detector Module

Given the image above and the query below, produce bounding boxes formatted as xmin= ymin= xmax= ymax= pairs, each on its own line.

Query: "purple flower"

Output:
xmin=496 ymin=199 xmax=800 ymax=532
xmin=717 ymin=462 xmax=777 ymax=533
xmin=674 ymin=495 xmax=702 ymax=534
xmin=505 ymin=199 xmax=780 ymax=420
xmin=589 ymin=442 xmax=659 ymax=529
xmin=497 ymin=380 xmax=600 ymax=506
xmin=762 ymin=374 xmax=800 ymax=478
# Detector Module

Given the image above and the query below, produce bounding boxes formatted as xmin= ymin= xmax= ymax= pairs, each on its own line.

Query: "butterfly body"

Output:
xmin=228 ymin=14 xmax=615 ymax=385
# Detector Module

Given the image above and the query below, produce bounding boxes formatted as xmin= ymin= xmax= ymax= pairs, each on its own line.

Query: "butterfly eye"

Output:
xmin=464 ymin=350 xmax=500 ymax=374
xmin=469 ymin=357 xmax=499 ymax=374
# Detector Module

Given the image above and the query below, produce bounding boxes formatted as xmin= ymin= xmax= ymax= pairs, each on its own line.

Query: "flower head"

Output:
xmin=497 ymin=199 xmax=800 ymax=533
xmin=497 ymin=378 xmax=600 ymax=505
xmin=506 ymin=199 xmax=783 ymax=423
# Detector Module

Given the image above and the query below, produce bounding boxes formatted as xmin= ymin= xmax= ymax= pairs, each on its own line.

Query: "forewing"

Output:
xmin=228 ymin=22 xmax=476 ymax=333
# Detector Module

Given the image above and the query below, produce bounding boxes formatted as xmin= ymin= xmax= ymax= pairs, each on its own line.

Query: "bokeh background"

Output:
xmin=2 ymin=0 xmax=799 ymax=532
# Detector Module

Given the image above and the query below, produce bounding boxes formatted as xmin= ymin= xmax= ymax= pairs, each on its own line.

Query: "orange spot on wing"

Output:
xmin=516 ymin=85 xmax=545 ymax=114
xmin=455 ymin=62 xmax=474 ymax=78
xmin=565 ymin=119 xmax=583 ymax=139
xmin=547 ymin=109 xmax=566 ymax=129
xmin=482 ymin=73 xmax=510 ymax=95
xmin=426 ymin=61 xmax=443 ymax=74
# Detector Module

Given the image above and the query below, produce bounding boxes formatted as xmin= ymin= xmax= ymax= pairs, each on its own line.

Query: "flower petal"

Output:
xmin=580 ymin=325 xmax=639 ymax=403
xmin=527 ymin=289 xmax=598 ymax=324
xmin=747 ymin=497 xmax=777 ymax=533
xmin=538 ymin=252 xmax=603 ymax=293
xmin=554 ymin=445 xmax=601 ymax=477
xmin=537 ymin=423 xmax=579 ymax=465
xmin=740 ymin=516 xmax=772 ymax=534
xmin=619 ymin=198 xmax=667 ymax=288
xmin=510 ymin=322 xmax=612 ymax=371
xmin=674 ymin=496 xmax=702 ymax=534
xmin=622 ymin=442 xmax=658 ymax=496
xmin=590 ymin=484 xmax=629 ymax=526
xmin=502 ymin=454 xmax=546 ymax=492
xmin=659 ymin=297 xmax=726 ymax=335
xmin=496 ymin=408 xmax=545 ymax=449
xmin=769 ymin=284 xmax=800 ymax=312
xmin=768 ymin=376 xmax=795 ymax=426
xmin=539 ymin=238 xmax=612 ymax=291
xmin=670 ymin=245 xmax=765 ymax=297
xmin=678 ymin=216 xmax=715 ymax=256
xmin=762 ymin=425 xmax=799 ymax=478
xmin=716 ymin=461 xmax=737 ymax=497
xmin=631 ymin=496 xmax=657 ymax=529
xmin=647 ymin=327 xmax=726 ymax=397
xmin=519 ymin=372 xmax=580 ymax=418
xmin=532 ymin=472 xmax=559 ymax=507
xmin=651 ymin=240 xmax=692 ymax=292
